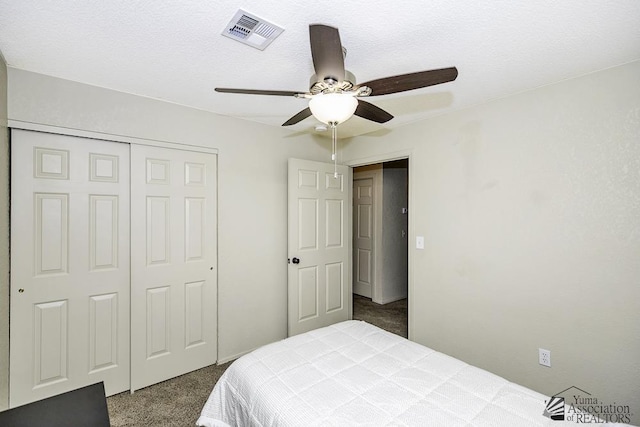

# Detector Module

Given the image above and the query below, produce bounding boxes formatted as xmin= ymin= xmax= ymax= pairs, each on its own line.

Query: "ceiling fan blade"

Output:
xmin=282 ymin=107 xmax=313 ymax=126
xmin=309 ymin=24 xmax=345 ymax=82
xmin=354 ymin=100 xmax=394 ymax=123
xmin=360 ymin=67 xmax=458 ymax=96
xmin=215 ymin=88 xmax=304 ymax=97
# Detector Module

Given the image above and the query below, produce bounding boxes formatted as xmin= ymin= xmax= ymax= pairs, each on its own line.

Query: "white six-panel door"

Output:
xmin=353 ymin=177 xmax=374 ymax=298
xmin=130 ymin=144 xmax=217 ymax=391
xmin=10 ymin=130 xmax=130 ymax=407
xmin=288 ymin=158 xmax=351 ymax=336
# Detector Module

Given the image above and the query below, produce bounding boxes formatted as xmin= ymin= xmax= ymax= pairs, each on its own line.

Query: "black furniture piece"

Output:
xmin=0 ymin=382 xmax=110 ymax=427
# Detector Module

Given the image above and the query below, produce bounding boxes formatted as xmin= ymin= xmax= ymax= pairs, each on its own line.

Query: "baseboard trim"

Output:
xmin=353 ymin=283 xmax=372 ymax=298
xmin=376 ymin=294 xmax=408 ymax=305
xmin=217 ymin=347 xmax=258 ymax=365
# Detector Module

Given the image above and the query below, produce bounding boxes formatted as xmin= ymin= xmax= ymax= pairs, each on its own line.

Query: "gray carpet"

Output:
xmin=107 ymin=362 xmax=232 ymax=426
xmin=352 ymin=294 xmax=408 ymax=338
xmin=107 ymin=295 xmax=407 ymax=426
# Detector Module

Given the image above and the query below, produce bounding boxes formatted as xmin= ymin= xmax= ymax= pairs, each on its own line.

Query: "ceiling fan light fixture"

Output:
xmin=308 ymin=93 xmax=358 ymax=125
xmin=215 ymin=24 xmax=458 ymax=128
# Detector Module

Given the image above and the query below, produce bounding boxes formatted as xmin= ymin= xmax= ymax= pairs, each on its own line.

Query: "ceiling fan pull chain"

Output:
xmin=331 ymin=122 xmax=338 ymax=178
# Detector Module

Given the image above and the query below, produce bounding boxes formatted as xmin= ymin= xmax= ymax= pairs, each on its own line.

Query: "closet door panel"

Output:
xmin=130 ymin=144 xmax=217 ymax=391
xmin=10 ymin=129 xmax=130 ymax=407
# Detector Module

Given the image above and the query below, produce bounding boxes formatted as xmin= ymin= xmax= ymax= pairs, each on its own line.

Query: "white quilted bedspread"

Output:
xmin=197 ymin=321 xmax=602 ymax=426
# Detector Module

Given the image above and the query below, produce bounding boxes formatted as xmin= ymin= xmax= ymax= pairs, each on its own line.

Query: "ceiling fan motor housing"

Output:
xmin=309 ymin=70 xmax=356 ymax=94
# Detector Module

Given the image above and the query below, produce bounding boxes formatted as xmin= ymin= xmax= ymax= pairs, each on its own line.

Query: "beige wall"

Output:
xmin=4 ymin=68 xmax=330 ymax=373
xmin=343 ymin=60 xmax=640 ymax=424
xmin=5 ymin=62 xmax=639 ymax=421
xmin=0 ymin=52 xmax=9 ymax=411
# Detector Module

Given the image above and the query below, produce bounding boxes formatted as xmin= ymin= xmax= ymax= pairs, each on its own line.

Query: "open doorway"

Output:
xmin=352 ymin=159 xmax=408 ymax=338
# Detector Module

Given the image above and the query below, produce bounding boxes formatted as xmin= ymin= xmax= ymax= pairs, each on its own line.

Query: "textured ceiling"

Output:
xmin=1 ymin=1 xmax=639 ymax=138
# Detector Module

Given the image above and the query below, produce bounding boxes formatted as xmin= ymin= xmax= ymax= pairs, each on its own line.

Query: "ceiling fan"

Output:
xmin=215 ymin=24 xmax=459 ymax=127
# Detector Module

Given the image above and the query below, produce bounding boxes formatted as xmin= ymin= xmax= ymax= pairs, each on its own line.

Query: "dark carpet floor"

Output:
xmin=352 ymin=294 xmax=408 ymax=338
xmin=107 ymin=361 xmax=232 ymax=426
xmin=107 ymin=295 xmax=407 ymax=426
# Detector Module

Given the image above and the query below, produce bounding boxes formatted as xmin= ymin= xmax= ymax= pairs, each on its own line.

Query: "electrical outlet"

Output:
xmin=539 ymin=348 xmax=551 ymax=367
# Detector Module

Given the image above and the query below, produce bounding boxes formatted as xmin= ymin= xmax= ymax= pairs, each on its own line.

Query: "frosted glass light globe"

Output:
xmin=308 ymin=93 xmax=358 ymax=125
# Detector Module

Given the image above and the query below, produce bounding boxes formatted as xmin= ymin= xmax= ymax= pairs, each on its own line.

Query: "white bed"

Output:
xmin=197 ymin=321 xmax=592 ymax=426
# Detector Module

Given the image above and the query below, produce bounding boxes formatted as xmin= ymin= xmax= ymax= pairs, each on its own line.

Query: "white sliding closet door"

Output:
xmin=10 ymin=130 xmax=130 ymax=407
xmin=130 ymin=144 xmax=217 ymax=391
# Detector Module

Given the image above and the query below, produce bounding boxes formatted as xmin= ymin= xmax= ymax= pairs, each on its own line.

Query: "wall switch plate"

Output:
xmin=539 ymin=348 xmax=551 ymax=367
xmin=416 ymin=236 xmax=424 ymax=249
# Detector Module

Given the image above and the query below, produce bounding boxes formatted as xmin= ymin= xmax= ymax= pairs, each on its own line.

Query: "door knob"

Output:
xmin=292 ymin=257 xmax=300 ymax=264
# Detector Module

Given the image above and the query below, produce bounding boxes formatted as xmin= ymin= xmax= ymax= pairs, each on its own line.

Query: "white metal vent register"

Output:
xmin=222 ymin=9 xmax=284 ymax=50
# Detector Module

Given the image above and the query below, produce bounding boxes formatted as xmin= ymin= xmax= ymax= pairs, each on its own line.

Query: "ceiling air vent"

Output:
xmin=222 ymin=10 xmax=284 ymax=51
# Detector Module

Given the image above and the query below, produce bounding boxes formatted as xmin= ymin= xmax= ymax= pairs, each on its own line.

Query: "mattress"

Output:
xmin=197 ymin=320 xmax=605 ymax=426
